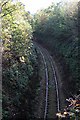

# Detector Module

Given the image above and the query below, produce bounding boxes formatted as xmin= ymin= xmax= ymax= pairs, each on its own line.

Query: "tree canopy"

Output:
xmin=33 ymin=1 xmax=79 ymax=94
xmin=1 ymin=0 xmax=38 ymax=119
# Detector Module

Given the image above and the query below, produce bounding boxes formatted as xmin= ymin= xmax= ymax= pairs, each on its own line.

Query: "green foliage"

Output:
xmin=2 ymin=0 xmax=38 ymax=119
xmin=33 ymin=1 xmax=79 ymax=94
xmin=1 ymin=0 xmax=33 ymax=58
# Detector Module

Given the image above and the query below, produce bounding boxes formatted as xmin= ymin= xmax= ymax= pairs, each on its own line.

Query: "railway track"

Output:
xmin=44 ymin=49 xmax=60 ymax=112
xmin=34 ymin=43 xmax=64 ymax=119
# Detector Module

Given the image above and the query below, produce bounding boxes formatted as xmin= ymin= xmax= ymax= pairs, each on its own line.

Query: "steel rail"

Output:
xmin=39 ymin=47 xmax=60 ymax=112
xmin=37 ymin=47 xmax=49 ymax=120
xmin=35 ymin=43 xmax=60 ymax=119
xmin=50 ymin=55 xmax=60 ymax=112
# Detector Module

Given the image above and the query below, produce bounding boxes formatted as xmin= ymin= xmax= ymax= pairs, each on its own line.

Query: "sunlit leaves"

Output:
xmin=2 ymin=0 xmax=38 ymax=119
xmin=2 ymin=0 xmax=33 ymax=60
xmin=56 ymin=95 xmax=80 ymax=120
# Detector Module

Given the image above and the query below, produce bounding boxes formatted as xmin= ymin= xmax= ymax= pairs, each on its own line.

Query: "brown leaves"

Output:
xmin=56 ymin=95 xmax=80 ymax=119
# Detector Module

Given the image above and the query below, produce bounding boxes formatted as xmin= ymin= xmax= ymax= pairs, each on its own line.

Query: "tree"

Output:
xmin=33 ymin=0 xmax=79 ymax=94
xmin=2 ymin=0 xmax=38 ymax=119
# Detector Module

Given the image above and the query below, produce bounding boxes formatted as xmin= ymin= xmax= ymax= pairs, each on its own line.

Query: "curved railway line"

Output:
xmin=34 ymin=43 xmax=65 ymax=119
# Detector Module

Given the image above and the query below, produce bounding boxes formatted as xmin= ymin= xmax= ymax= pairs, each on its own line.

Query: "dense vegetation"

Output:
xmin=1 ymin=0 xmax=39 ymax=119
xmin=33 ymin=1 xmax=79 ymax=96
xmin=1 ymin=0 xmax=80 ymax=119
